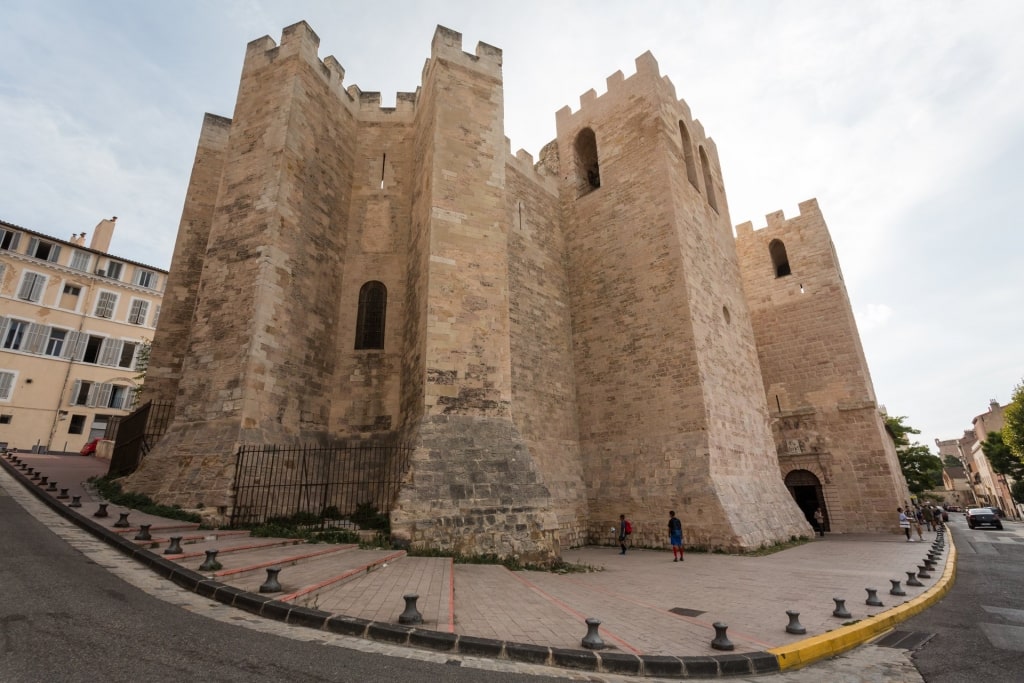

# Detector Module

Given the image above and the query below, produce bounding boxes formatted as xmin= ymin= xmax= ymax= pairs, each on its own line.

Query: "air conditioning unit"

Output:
xmin=96 ymin=269 xmax=106 ymax=277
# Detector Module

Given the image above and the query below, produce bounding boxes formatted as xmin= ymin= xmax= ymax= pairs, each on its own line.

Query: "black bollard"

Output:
xmin=711 ymin=622 xmax=734 ymax=651
xmin=889 ymin=579 xmax=906 ymax=596
xmin=259 ymin=567 xmax=283 ymax=593
xmin=399 ymin=593 xmax=424 ymax=625
xmin=30 ymin=470 xmax=40 ymax=481
xmin=37 ymin=475 xmax=47 ymax=486
xmin=134 ymin=524 xmax=152 ymax=541
xmin=113 ymin=512 xmax=130 ymax=528
xmin=906 ymin=570 xmax=923 ymax=587
xmin=57 ymin=488 xmax=69 ymax=500
xmin=69 ymin=496 xmax=82 ymax=508
xmin=832 ymin=598 xmax=852 ymax=619
xmin=199 ymin=550 xmax=222 ymax=571
xmin=164 ymin=536 xmax=183 ymax=555
xmin=785 ymin=610 xmax=806 ymax=635
xmin=917 ymin=565 xmax=932 ymax=579
xmin=865 ymin=588 xmax=884 ymax=607
xmin=46 ymin=481 xmax=58 ymax=492
xmin=581 ymin=617 xmax=605 ymax=649
xmin=93 ymin=503 xmax=109 ymax=518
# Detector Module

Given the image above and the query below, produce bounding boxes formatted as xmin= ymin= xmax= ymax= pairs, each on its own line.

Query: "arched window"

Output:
xmin=678 ymin=122 xmax=699 ymax=189
xmin=769 ymin=239 xmax=791 ymax=277
xmin=575 ymin=128 xmax=601 ymax=197
xmin=355 ymin=281 xmax=386 ymax=350
xmin=698 ymin=146 xmax=718 ymax=212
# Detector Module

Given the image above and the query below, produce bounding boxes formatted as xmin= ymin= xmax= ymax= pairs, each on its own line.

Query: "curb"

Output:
xmin=0 ymin=454 xmax=953 ymax=678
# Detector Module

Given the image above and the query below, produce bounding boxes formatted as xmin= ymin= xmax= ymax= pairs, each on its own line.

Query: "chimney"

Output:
xmin=89 ymin=216 xmax=116 ymax=253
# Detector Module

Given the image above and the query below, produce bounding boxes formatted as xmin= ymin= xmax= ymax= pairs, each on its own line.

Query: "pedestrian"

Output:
xmin=898 ymin=507 xmax=913 ymax=541
xmin=912 ymin=506 xmax=925 ymax=540
xmin=922 ymin=504 xmax=934 ymax=532
xmin=668 ymin=510 xmax=684 ymax=561
xmin=813 ymin=507 xmax=825 ymax=537
xmin=618 ymin=514 xmax=631 ymax=555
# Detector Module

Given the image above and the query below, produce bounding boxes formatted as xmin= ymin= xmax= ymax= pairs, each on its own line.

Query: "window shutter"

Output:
xmin=27 ymin=237 xmax=38 ymax=256
xmin=69 ymin=331 xmax=88 ymax=361
xmin=29 ymin=273 xmax=44 ymax=302
xmin=95 ymin=292 xmax=116 ymax=318
xmin=0 ymin=317 xmax=9 ymax=345
xmin=9 ymin=232 xmax=20 ymax=250
xmin=49 ymin=244 xmax=62 ymax=262
xmin=94 ymin=383 xmax=112 ymax=408
xmin=0 ymin=372 xmax=13 ymax=400
xmin=24 ymin=323 xmax=48 ymax=354
xmin=86 ymin=383 xmax=101 ymax=408
xmin=98 ymin=338 xmax=122 ymax=367
xmin=17 ymin=274 xmax=35 ymax=300
xmin=69 ymin=379 xmax=82 ymax=405
xmin=62 ymin=331 xmax=80 ymax=359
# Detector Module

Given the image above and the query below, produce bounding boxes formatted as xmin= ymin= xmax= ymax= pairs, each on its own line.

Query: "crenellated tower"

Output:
xmin=736 ymin=200 xmax=910 ymax=533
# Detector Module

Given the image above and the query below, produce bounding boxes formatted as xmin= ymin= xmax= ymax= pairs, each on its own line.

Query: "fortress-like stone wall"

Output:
xmin=127 ymin=22 xmax=907 ymax=558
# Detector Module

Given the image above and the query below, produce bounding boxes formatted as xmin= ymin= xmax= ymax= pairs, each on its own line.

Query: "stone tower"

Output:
xmin=735 ymin=200 xmax=910 ymax=533
xmin=124 ymin=22 xmax=911 ymax=559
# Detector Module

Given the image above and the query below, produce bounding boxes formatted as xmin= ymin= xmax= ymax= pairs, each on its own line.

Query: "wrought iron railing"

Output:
xmin=231 ymin=442 xmax=411 ymax=528
xmin=106 ymin=400 xmax=175 ymax=477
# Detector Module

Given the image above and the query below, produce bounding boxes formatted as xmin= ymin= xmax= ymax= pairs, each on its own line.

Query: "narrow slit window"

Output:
xmin=380 ymin=153 xmax=386 ymax=190
xmin=354 ymin=281 xmax=387 ymax=350
xmin=769 ymin=239 xmax=791 ymax=277
xmin=575 ymin=128 xmax=601 ymax=197
xmin=699 ymin=146 xmax=718 ymax=212
xmin=678 ymin=122 xmax=699 ymax=189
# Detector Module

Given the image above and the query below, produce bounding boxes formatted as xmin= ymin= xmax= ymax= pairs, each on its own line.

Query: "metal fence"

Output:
xmin=107 ymin=400 xmax=176 ymax=478
xmin=231 ymin=442 xmax=411 ymax=528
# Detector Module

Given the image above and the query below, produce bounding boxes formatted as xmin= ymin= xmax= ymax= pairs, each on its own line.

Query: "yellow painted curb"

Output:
xmin=770 ymin=537 xmax=957 ymax=671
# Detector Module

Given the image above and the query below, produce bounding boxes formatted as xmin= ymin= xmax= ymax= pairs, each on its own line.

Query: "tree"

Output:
xmin=884 ymin=415 xmax=920 ymax=449
xmin=898 ymin=444 xmax=945 ymax=494
xmin=1011 ymin=479 xmax=1024 ymax=506
xmin=1004 ymin=379 xmax=1024 ymax=459
xmin=942 ymin=454 xmax=961 ymax=468
xmin=981 ymin=431 xmax=1024 ymax=480
xmin=885 ymin=415 xmax=943 ymax=494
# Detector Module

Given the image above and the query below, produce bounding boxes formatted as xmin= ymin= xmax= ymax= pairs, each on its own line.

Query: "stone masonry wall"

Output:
xmin=736 ymin=199 xmax=909 ymax=533
xmin=554 ymin=53 xmax=809 ymax=550
xmin=506 ymin=148 xmax=589 ymax=549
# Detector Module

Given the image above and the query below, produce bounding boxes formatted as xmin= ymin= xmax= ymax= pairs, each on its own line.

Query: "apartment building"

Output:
xmin=0 ymin=217 xmax=165 ymax=453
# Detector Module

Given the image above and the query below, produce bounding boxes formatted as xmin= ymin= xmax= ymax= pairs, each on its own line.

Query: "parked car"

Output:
xmin=79 ymin=438 xmax=101 ymax=456
xmin=966 ymin=507 xmax=1003 ymax=530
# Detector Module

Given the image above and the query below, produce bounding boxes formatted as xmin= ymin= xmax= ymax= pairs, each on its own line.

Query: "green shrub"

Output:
xmin=87 ymin=476 xmax=201 ymax=524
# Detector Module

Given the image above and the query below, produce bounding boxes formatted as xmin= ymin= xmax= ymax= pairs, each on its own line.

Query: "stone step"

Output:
xmin=207 ymin=543 xmax=358 ymax=580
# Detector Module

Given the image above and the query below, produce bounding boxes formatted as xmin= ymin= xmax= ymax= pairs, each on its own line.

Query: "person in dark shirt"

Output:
xmin=668 ymin=510 xmax=684 ymax=562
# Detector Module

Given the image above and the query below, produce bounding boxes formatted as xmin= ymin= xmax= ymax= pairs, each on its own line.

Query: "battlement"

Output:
xmin=504 ymin=138 xmax=558 ymax=193
xmin=735 ymin=199 xmax=822 ymax=236
xmin=429 ymin=25 xmax=502 ymax=76
xmin=243 ymin=21 xmax=421 ymax=118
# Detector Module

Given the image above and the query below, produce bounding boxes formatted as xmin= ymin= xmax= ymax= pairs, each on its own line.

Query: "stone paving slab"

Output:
xmin=313 ymin=556 xmax=454 ymax=630
xmin=452 ymin=564 xmax=587 ymax=648
xmin=217 ymin=547 xmax=401 ymax=596
xmin=207 ymin=543 xmax=356 ymax=578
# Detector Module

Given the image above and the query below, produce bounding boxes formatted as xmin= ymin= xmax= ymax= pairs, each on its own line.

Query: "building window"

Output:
xmin=1 ymin=320 xmax=30 ymax=351
xmin=678 ymin=121 xmax=699 ymax=190
xmin=69 ymin=251 xmax=91 ymax=272
xmin=128 ymin=299 xmax=149 ymax=325
xmin=82 ymin=335 xmax=105 ymax=364
xmin=103 ymin=261 xmax=123 ymax=280
xmin=45 ymin=328 xmax=68 ymax=357
xmin=134 ymin=269 xmax=156 ymax=289
xmin=698 ymin=146 xmax=718 ymax=212
xmin=64 ymin=284 xmax=81 ymax=296
xmin=0 ymin=414 xmax=11 ymax=424
xmin=95 ymin=291 xmax=117 ymax=319
xmin=68 ymin=414 xmax=86 ymax=434
xmin=26 ymin=237 xmax=62 ymax=262
xmin=0 ymin=229 xmax=21 ymax=251
xmin=575 ymin=127 xmax=601 ymax=196
xmin=355 ymin=281 xmax=387 ymax=350
xmin=17 ymin=272 xmax=46 ymax=302
xmin=117 ymin=341 xmax=138 ymax=369
xmin=0 ymin=371 xmax=14 ymax=400
xmin=69 ymin=380 xmax=93 ymax=406
xmin=769 ymin=239 xmax=791 ymax=277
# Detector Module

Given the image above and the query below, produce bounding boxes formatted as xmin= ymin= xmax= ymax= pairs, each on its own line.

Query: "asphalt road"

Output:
xmin=902 ymin=514 xmax=1024 ymax=682
xmin=0 ymin=490 xmax=567 ymax=683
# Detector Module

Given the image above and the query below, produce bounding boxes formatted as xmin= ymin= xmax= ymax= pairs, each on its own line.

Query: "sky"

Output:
xmin=1 ymin=0 xmax=1022 ymax=451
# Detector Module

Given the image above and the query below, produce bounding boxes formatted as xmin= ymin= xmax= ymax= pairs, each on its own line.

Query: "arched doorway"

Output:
xmin=785 ymin=469 xmax=828 ymax=532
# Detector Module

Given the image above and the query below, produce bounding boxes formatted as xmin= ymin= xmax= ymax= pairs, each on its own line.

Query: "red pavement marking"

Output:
xmin=506 ymin=570 xmax=642 ymax=655
xmin=210 ymin=545 xmax=356 ymax=576
xmin=277 ymin=550 xmax=407 ymax=603
xmin=445 ymin=557 xmax=455 ymax=633
xmin=160 ymin=538 xmax=306 ymax=560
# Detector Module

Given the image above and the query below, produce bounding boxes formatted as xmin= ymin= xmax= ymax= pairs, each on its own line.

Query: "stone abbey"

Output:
xmin=125 ymin=22 xmax=909 ymax=560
